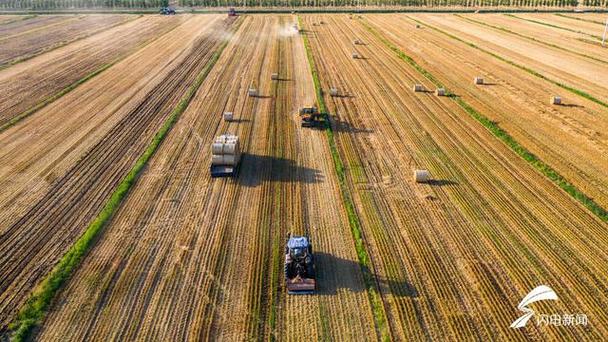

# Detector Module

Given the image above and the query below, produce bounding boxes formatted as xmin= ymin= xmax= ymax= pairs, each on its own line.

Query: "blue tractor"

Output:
xmin=284 ymin=235 xmax=316 ymax=294
xmin=160 ymin=7 xmax=176 ymax=15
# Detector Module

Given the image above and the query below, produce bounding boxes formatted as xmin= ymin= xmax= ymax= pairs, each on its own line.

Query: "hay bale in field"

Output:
xmin=414 ymin=170 xmax=431 ymax=183
xmin=248 ymin=88 xmax=258 ymax=97
xmin=435 ymin=88 xmax=446 ymax=96
xmin=415 ymin=24 xmax=421 ymax=28
xmin=550 ymin=96 xmax=562 ymax=105
xmin=474 ymin=77 xmax=484 ymax=85
xmin=223 ymin=112 xmax=233 ymax=121
xmin=413 ymin=84 xmax=424 ymax=92
xmin=353 ymin=39 xmax=363 ymax=45
xmin=271 ymin=73 xmax=279 ymax=80
xmin=329 ymin=88 xmax=339 ymax=96
xmin=352 ymin=52 xmax=360 ymax=59
xmin=320 ymin=20 xmax=325 ymax=24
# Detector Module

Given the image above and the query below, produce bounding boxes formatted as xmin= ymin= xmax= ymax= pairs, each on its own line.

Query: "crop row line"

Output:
xmin=7 ymin=30 xmax=232 ymax=342
xmin=554 ymin=13 xmax=608 ymax=25
xmin=454 ymin=14 xmax=608 ymax=65
xmin=298 ymin=15 xmax=390 ymax=342
xmin=361 ymin=17 xmax=608 ymax=223
xmin=0 ymin=14 xmax=142 ymax=70
xmin=407 ymin=16 xmax=608 ymax=109
xmin=0 ymin=16 xmax=183 ymax=133
xmin=505 ymin=13 xmax=604 ymax=40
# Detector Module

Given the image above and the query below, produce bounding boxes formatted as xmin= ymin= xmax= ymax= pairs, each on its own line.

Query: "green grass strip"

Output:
xmin=505 ymin=13 xmax=603 ymax=40
xmin=361 ymin=18 xmax=608 ymax=223
xmin=407 ymin=15 xmax=608 ymax=110
xmin=455 ymin=14 xmax=608 ymax=65
xmin=297 ymin=16 xmax=391 ymax=342
xmin=555 ymin=13 xmax=607 ymax=25
xmin=7 ymin=32 xmax=231 ymax=342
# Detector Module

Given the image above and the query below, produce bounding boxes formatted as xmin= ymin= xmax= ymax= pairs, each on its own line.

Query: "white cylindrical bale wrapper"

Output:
xmin=414 ymin=170 xmax=431 ymax=183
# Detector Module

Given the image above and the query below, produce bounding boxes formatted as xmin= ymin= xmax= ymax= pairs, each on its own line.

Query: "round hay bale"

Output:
xmin=551 ymin=96 xmax=562 ymax=105
xmin=414 ymin=170 xmax=431 ymax=183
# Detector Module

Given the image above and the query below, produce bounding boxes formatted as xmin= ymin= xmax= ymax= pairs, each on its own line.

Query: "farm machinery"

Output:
xmin=159 ymin=6 xmax=176 ymax=14
xmin=228 ymin=7 xmax=237 ymax=16
xmin=298 ymin=106 xmax=325 ymax=128
xmin=210 ymin=134 xmax=241 ymax=177
xmin=285 ymin=235 xmax=316 ymax=294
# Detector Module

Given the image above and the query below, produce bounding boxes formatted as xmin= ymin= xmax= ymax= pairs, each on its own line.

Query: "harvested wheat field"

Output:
xmin=0 ymin=11 xmax=607 ymax=342
xmin=0 ymin=14 xmax=136 ymax=67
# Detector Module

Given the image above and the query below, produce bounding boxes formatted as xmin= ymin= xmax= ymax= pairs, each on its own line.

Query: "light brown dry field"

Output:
xmin=36 ymin=15 xmax=376 ymax=341
xmin=365 ymin=13 xmax=608 ymax=210
xmin=0 ymin=13 xmax=229 ymax=334
xmin=0 ymin=15 xmax=185 ymax=128
xmin=413 ymin=14 xmax=608 ymax=105
xmin=302 ymin=14 xmax=607 ymax=340
xmin=0 ymin=14 xmax=136 ymax=67
xmin=0 ymin=12 xmax=607 ymax=341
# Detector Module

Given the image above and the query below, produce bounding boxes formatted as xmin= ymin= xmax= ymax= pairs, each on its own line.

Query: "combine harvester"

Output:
xmin=285 ymin=235 xmax=316 ymax=294
xmin=298 ymin=105 xmax=325 ymax=128
xmin=210 ymin=134 xmax=241 ymax=177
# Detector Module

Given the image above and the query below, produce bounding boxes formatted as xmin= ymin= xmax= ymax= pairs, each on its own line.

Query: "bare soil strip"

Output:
xmin=0 ymin=14 xmax=227 ymax=335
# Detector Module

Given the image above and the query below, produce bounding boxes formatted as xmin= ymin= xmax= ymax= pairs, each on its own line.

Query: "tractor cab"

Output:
xmin=285 ymin=236 xmax=316 ymax=294
xmin=160 ymin=6 xmax=176 ymax=15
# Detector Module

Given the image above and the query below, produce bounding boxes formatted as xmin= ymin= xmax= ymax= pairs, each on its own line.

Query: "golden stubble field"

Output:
xmin=0 ymin=11 xmax=607 ymax=341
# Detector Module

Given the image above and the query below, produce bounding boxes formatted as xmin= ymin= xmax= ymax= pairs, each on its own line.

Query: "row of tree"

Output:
xmin=179 ymin=0 xmax=577 ymax=5
xmin=0 ymin=0 xmax=168 ymax=8
xmin=0 ymin=0 xmax=583 ymax=8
